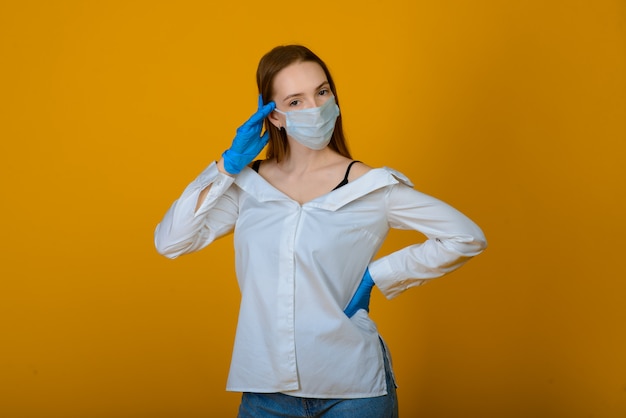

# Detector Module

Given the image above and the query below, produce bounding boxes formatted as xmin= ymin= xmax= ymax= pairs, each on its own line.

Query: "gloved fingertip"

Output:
xmin=263 ymin=101 xmax=276 ymax=114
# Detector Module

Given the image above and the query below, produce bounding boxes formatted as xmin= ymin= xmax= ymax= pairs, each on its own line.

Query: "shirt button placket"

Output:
xmin=277 ymin=204 xmax=302 ymax=386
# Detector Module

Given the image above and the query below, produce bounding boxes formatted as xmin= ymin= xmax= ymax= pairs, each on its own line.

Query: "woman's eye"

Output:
xmin=318 ymin=89 xmax=329 ymax=96
xmin=289 ymin=100 xmax=300 ymax=107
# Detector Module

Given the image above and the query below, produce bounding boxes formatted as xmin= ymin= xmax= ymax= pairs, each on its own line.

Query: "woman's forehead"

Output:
xmin=273 ymin=61 xmax=327 ymax=96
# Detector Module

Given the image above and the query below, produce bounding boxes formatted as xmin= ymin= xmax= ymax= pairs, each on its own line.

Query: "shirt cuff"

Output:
xmin=369 ymin=257 xmax=425 ymax=300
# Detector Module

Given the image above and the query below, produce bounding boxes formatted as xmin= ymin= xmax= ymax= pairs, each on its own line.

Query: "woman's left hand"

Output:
xmin=344 ymin=268 xmax=375 ymax=318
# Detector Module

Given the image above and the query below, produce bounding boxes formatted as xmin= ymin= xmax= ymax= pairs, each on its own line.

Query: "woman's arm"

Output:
xmin=369 ymin=182 xmax=487 ymax=299
xmin=154 ymin=159 xmax=238 ymax=259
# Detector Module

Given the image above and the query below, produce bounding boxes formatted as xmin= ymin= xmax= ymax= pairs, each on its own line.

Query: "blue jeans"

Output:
xmin=237 ymin=341 xmax=398 ymax=418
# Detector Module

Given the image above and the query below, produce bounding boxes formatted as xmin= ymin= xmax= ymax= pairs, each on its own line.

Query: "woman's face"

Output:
xmin=269 ymin=61 xmax=332 ymax=128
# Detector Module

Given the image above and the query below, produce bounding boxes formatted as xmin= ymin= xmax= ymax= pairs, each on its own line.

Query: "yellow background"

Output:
xmin=1 ymin=1 xmax=625 ymax=417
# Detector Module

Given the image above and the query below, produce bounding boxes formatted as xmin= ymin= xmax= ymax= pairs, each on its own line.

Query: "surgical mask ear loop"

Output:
xmin=268 ymin=108 xmax=282 ymax=130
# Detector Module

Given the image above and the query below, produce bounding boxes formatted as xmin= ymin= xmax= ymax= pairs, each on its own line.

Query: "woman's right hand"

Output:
xmin=221 ymin=95 xmax=276 ymax=174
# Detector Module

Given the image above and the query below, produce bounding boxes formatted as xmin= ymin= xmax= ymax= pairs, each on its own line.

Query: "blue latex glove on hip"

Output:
xmin=222 ymin=95 xmax=276 ymax=174
xmin=344 ymin=268 xmax=375 ymax=318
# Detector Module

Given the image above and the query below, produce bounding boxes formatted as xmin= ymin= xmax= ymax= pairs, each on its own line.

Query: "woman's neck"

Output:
xmin=278 ymin=143 xmax=340 ymax=175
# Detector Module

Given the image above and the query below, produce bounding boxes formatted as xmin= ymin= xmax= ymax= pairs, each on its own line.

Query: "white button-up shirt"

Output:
xmin=155 ymin=162 xmax=486 ymax=398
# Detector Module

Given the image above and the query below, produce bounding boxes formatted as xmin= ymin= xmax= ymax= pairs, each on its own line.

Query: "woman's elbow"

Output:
xmin=447 ymin=232 xmax=487 ymax=256
xmin=464 ymin=223 xmax=488 ymax=254
xmin=468 ymin=234 xmax=487 ymax=256
xmin=155 ymin=245 xmax=179 ymax=259
xmin=475 ymin=234 xmax=488 ymax=253
xmin=154 ymin=225 xmax=180 ymax=259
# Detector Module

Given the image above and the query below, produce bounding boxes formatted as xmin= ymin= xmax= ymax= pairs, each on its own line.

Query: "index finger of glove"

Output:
xmin=246 ymin=100 xmax=276 ymax=126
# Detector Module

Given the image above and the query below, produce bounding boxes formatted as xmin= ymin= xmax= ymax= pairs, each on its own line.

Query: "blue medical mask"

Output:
xmin=274 ymin=96 xmax=340 ymax=150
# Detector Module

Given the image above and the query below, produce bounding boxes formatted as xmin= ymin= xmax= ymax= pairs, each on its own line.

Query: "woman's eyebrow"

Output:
xmin=282 ymin=81 xmax=330 ymax=102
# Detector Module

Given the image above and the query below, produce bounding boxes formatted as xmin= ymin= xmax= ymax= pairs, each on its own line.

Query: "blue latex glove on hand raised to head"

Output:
xmin=344 ymin=268 xmax=375 ymax=318
xmin=222 ymin=95 xmax=276 ymax=175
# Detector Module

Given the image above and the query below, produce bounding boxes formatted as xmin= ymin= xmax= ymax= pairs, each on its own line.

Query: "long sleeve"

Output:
xmin=154 ymin=161 xmax=239 ymax=259
xmin=368 ymin=181 xmax=487 ymax=299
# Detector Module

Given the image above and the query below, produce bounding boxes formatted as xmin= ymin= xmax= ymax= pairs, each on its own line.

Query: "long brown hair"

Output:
xmin=256 ymin=45 xmax=351 ymax=162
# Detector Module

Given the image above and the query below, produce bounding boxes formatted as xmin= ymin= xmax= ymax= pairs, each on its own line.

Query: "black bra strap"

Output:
xmin=252 ymin=160 xmax=262 ymax=173
xmin=332 ymin=160 xmax=360 ymax=191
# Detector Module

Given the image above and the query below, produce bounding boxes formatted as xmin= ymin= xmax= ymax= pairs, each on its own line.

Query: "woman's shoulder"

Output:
xmin=347 ymin=160 xmax=371 ymax=181
xmin=348 ymin=162 xmax=414 ymax=188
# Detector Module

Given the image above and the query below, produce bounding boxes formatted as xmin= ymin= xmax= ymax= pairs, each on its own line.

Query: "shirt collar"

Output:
xmin=234 ymin=166 xmax=413 ymax=211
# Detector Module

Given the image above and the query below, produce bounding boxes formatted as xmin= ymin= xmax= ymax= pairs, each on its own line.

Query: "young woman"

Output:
xmin=155 ymin=45 xmax=487 ymax=417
